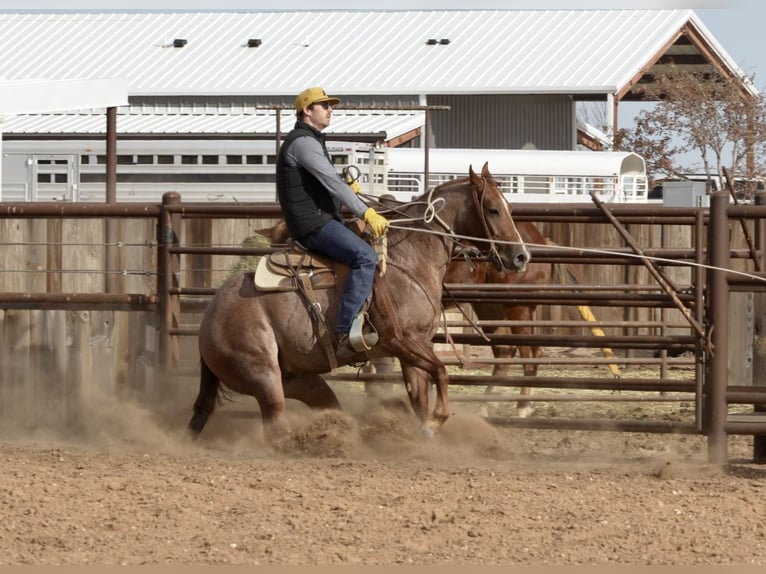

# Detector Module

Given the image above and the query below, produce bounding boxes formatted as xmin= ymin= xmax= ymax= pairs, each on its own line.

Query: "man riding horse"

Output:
xmin=275 ymin=87 xmax=389 ymax=361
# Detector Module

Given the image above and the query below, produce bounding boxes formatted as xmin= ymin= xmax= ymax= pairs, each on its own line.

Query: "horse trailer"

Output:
xmin=1 ymin=139 xmax=648 ymax=204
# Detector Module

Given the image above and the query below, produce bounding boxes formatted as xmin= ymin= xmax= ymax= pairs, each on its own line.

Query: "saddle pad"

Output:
xmin=254 ymin=255 xmax=336 ymax=292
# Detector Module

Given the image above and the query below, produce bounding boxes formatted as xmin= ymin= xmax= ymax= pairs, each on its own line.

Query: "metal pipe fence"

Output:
xmin=2 ymin=192 xmax=766 ymax=463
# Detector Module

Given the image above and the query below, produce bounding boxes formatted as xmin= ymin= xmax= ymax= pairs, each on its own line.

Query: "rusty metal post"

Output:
xmin=754 ymin=191 xmax=766 ymax=463
xmin=694 ymin=210 xmax=706 ymax=432
xmin=106 ymin=107 xmax=117 ymax=203
xmin=706 ymin=191 xmax=730 ymax=464
xmin=104 ymin=107 xmax=119 ymax=293
xmin=157 ymin=192 xmax=182 ymax=374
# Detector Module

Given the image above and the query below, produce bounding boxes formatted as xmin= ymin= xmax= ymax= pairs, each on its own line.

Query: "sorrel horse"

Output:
xmin=187 ymin=163 xmax=530 ymax=442
xmin=443 ymin=221 xmax=552 ymax=417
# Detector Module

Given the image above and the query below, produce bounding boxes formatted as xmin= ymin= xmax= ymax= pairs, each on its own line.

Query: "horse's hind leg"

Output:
xmin=187 ymin=358 xmax=220 ymax=439
xmin=515 ymin=343 xmax=542 ymax=418
xmin=283 ymin=373 xmax=342 ymax=410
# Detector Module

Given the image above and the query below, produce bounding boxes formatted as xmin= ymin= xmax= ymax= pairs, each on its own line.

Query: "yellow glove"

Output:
xmin=343 ymin=166 xmax=361 ymax=193
xmin=363 ymin=207 xmax=389 ymax=238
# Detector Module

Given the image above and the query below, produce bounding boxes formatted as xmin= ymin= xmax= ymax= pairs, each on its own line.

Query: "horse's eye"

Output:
xmin=488 ymin=208 xmax=500 ymax=217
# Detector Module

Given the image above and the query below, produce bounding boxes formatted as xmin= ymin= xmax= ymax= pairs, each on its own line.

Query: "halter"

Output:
xmin=365 ymin=173 xmax=507 ymax=269
xmin=424 ymin=174 xmax=504 ymax=270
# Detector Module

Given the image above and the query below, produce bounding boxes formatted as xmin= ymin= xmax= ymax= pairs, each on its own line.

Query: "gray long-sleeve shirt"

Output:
xmin=283 ymin=135 xmax=369 ymax=219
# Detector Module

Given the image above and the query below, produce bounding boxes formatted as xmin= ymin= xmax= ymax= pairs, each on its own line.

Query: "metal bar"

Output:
xmin=158 ymin=192 xmax=182 ymax=373
xmin=706 ymin=191 xmax=730 ymax=464
xmin=723 ymin=166 xmax=760 ymax=271
xmin=0 ymin=292 xmax=156 ymax=311
xmin=331 ymin=373 xmax=696 ymax=392
xmin=591 ymin=192 xmax=705 ymax=337
xmin=0 ymin=203 xmax=162 ymax=217
xmin=484 ymin=417 xmax=698 ymax=434
xmin=451 ymin=393 xmax=693 ymax=403
xmin=106 ymin=107 xmax=117 ymax=204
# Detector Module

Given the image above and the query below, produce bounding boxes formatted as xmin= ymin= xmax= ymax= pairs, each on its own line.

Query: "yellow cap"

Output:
xmin=294 ymin=87 xmax=341 ymax=112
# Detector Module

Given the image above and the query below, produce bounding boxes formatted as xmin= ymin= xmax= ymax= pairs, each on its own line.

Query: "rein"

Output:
xmin=363 ymin=176 xmax=501 ymax=263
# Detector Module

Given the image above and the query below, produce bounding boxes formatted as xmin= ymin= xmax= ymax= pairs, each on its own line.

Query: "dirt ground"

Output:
xmin=1 ymin=363 xmax=765 ymax=566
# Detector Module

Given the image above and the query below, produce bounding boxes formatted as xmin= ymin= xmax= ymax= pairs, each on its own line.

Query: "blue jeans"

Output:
xmin=301 ymin=219 xmax=378 ymax=333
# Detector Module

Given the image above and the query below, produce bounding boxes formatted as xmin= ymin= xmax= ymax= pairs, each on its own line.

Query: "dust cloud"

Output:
xmin=0 ymin=364 xmax=520 ymax=464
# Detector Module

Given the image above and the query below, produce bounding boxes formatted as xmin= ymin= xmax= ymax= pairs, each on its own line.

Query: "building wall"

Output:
xmin=128 ymin=94 xmax=576 ymax=150
xmin=426 ymin=94 xmax=574 ymax=150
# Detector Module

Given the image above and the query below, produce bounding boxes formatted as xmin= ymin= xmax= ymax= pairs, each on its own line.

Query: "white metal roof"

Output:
xmin=0 ymin=109 xmax=425 ymax=140
xmin=0 ymin=9 xmax=750 ymax=97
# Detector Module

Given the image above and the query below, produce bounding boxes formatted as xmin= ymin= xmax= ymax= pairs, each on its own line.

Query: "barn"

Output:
xmin=0 ymin=9 xmax=756 ymax=155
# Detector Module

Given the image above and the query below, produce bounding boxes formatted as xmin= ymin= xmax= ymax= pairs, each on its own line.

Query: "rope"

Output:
xmin=384 ymin=223 xmax=766 ymax=284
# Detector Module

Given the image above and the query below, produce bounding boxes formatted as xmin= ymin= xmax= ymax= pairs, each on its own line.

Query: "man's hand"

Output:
xmin=348 ymin=179 xmax=362 ymax=194
xmin=343 ymin=165 xmax=361 ymax=193
xmin=363 ymin=208 xmax=389 ymax=237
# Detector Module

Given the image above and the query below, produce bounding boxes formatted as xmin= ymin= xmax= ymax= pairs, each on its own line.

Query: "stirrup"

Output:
xmin=349 ymin=312 xmax=378 ymax=352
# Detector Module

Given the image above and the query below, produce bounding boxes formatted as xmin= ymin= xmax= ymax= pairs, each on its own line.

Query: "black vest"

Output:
xmin=276 ymin=122 xmax=343 ymax=241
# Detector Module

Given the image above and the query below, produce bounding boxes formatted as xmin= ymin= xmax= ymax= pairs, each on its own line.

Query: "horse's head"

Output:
xmin=464 ymin=162 xmax=530 ymax=272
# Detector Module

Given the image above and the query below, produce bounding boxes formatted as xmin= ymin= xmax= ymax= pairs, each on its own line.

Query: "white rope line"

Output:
xmin=386 ymin=221 xmax=766 ymax=284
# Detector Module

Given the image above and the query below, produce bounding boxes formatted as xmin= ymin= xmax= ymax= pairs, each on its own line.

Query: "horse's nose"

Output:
xmin=514 ymin=247 xmax=530 ymax=271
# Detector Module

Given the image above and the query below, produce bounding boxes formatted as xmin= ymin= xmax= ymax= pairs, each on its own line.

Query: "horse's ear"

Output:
xmin=469 ymin=164 xmax=481 ymax=188
xmin=481 ymin=162 xmax=491 ymax=178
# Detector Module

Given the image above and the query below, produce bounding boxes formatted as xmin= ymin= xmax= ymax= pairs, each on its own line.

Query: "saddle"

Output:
xmin=253 ymin=225 xmax=383 ymax=371
xmin=254 ymin=248 xmax=337 ymax=292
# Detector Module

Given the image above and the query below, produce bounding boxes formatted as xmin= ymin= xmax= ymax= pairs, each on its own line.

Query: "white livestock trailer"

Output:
xmin=384 ymin=147 xmax=649 ymax=203
xmin=1 ymin=139 xmax=647 ymax=204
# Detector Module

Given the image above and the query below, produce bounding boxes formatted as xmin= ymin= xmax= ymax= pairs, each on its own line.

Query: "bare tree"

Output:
xmin=616 ymin=65 xmax=766 ymax=198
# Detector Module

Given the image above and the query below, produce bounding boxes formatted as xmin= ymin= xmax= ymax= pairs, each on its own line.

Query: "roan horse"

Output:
xmin=262 ymin=214 xmax=552 ymax=417
xmin=187 ymin=163 xmax=530 ymax=442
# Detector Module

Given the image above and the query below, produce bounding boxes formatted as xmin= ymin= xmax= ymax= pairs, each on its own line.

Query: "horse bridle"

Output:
xmin=470 ymin=175 xmax=505 ymax=270
xmin=425 ymin=175 xmax=504 ymax=270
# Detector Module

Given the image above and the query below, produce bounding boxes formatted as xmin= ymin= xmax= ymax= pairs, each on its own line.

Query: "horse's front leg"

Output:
xmin=426 ymin=361 xmax=450 ymax=435
xmin=400 ymin=363 xmax=449 ymax=437
xmin=392 ymin=338 xmax=451 ymax=436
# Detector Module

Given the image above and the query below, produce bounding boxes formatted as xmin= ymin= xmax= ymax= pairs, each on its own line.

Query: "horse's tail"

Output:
xmin=187 ymin=357 xmax=222 ymax=439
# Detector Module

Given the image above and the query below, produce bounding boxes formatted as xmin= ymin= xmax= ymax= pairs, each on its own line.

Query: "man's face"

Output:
xmin=302 ymin=100 xmax=333 ymax=131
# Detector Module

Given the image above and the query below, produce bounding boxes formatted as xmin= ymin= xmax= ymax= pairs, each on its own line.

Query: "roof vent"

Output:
xmin=247 ymin=38 xmax=263 ymax=48
xmin=172 ymin=38 xmax=188 ymax=48
xmin=425 ymin=38 xmax=438 ymax=45
xmin=439 ymin=38 xmax=451 ymax=45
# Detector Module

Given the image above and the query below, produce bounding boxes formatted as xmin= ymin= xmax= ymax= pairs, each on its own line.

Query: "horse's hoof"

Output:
xmin=516 ymin=405 xmax=534 ymax=418
xmin=420 ymin=423 xmax=435 ymax=438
